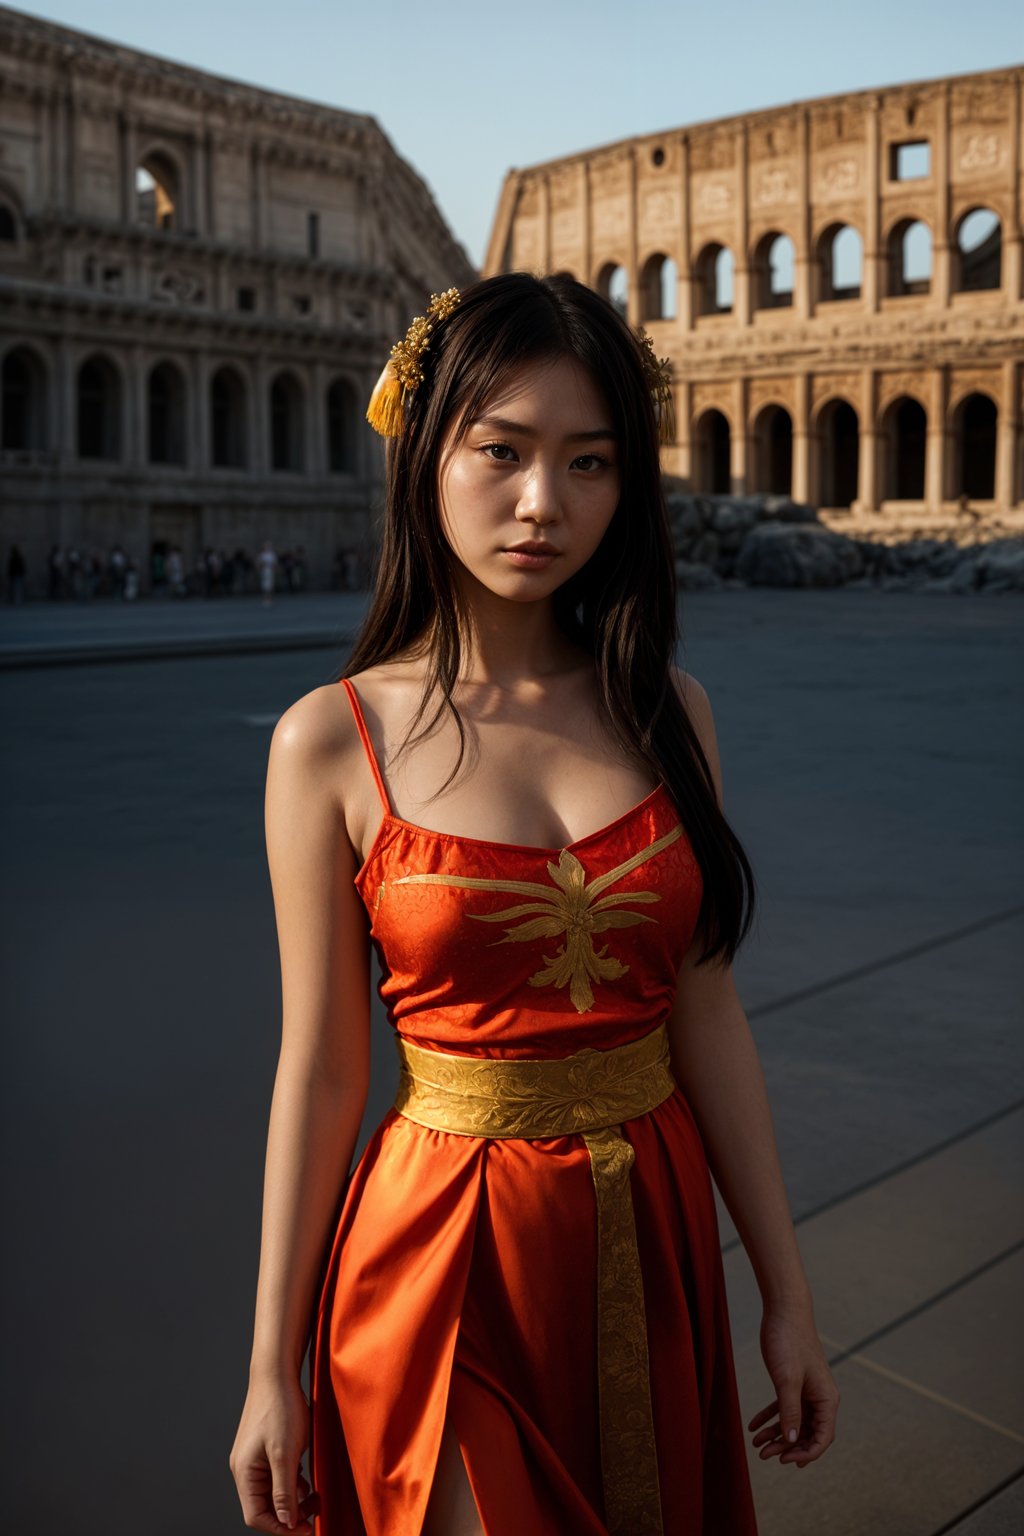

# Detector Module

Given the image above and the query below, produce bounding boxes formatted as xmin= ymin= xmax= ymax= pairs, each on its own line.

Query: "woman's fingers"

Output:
xmin=780 ymin=1388 xmax=839 ymax=1465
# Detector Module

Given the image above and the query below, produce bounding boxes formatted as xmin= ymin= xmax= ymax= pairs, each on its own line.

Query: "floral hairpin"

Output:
xmin=365 ymin=287 xmax=462 ymax=437
xmin=635 ymin=327 xmax=676 ymax=446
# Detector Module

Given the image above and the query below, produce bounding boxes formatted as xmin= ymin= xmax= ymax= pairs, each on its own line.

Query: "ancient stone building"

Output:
xmin=484 ymin=67 xmax=1023 ymax=525
xmin=0 ymin=5 xmax=475 ymax=594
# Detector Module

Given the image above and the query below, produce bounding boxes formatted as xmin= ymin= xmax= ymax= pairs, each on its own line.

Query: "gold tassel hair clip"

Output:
xmin=634 ymin=326 xmax=676 ymax=447
xmin=366 ymin=287 xmax=462 ymax=438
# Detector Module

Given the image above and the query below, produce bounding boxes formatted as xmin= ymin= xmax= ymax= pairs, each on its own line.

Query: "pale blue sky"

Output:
xmin=14 ymin=0 xmax=1023 ymax=267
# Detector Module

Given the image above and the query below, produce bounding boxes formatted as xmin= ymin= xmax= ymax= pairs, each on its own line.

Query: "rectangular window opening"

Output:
xmin=890 ymin=141 xmax=930 ymax=181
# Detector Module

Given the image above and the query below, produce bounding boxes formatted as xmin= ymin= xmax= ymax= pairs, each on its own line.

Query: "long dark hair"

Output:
xmin=338 ymin=271 xmax=757 ymax=966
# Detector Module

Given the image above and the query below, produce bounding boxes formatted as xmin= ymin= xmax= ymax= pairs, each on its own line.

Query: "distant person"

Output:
xmin=6 ymin=543 xmax=26 ymax=604
xmin=257 ymin=541 xmax=278 ymax=608
xmin=48 ymin=543 xmax=65 ymax=600
xmin=166 ymin=545 xmax=185 ymax=598
xmin=124 ymin=559 xmax=139 ymax=601
xmin=109 ymin=544 xmax=127 ymax=600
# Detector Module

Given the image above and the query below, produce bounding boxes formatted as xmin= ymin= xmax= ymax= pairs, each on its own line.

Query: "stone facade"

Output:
xmin=0 ymin=4 xmax=476 ymax=594
xmin=484 ymin=67 xmax=1023 ymax=525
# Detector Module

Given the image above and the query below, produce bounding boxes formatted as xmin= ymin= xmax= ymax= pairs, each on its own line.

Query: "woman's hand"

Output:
xmin=748 ymin=1296 xmax=840 ymax=1469
xmin=229 ymin=1369 xmax=321 ymax=1532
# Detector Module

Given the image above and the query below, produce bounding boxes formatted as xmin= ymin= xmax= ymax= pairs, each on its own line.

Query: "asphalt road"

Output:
xmin=2 ymin=588 xmax=1022 ymax=1535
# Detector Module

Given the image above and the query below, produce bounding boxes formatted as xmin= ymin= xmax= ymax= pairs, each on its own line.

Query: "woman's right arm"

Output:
xmin=229 ymin=686 xmax=372 ymax=1534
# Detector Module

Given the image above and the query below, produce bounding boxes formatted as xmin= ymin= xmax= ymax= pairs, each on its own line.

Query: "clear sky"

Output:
xmin=11 ymin=0 xmax=1023 ymax=268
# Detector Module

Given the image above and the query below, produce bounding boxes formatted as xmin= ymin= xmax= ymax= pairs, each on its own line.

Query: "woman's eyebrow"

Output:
xmin=470 ymin=414 xmax=617 ymax=443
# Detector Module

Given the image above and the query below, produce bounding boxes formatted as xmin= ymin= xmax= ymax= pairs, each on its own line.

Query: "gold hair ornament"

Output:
xmin=366 ymin=287 xmax=462 ymax=437
xmin=635 ymin=327 xmax=676 ymax=447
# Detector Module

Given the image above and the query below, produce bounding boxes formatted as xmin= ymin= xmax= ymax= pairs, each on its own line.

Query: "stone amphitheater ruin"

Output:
xmin=484 ymin=66 xmax=1024 ymax=590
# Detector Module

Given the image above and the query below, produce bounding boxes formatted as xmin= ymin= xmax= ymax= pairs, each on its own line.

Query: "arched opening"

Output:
xmin=817 ymin=399 xmax=859 ymax=508
xmin=953 ymin=208 xmax=1002 ymax=293
xmin=147 ymin=361 xmax=186 ymax=465
xmin=136 ymin=151 xmax=179 ymax=232
xmin=886 ymin=218 xmax=932 ymax=296
xmin=952 ymin=392 xmax=998 ymax=500
xmin=751 ymin=405 xmax=793 ymax=494
xmin=693 ymin=243 xmax=733 ymax=316
xmin=596 ymin=262 xmax=628 ymax=318
xmin=880 ymin=396 xmax=927 ymax=500
xmin=1 ymin=346 xmax=47 ymax=451
xmin=693 ymin=409 xmax=732 ymax=494
xmin=77 ymin=354 xmax=121 ymax=460
xmin=0 ymin=204 xmax=17 ymax=242
xmin=752 ymin=231 xmax=795 ymax=310
xmin=816 ymin=223 xmax=862 ymax=301
xmin=270 ymin=372 xmax=304 ymax=472
xmin=210 ymin=366 xmax=247 ymax=468
xmin=327 ymin=377 xmax=359 ymax=473
xmin=640 ymin=253 xmax=677 ymax=321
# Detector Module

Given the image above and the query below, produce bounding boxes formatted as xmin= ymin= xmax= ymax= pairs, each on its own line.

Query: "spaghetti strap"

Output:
xmin=340 ymin=676 xmax=393 ymax=817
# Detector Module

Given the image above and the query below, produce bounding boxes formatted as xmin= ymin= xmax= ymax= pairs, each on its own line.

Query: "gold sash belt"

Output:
xmin=393 ymin=1021 xmax=677 ymax=1536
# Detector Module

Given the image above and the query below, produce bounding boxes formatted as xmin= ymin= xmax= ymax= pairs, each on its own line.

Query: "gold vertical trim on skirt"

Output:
xmin=392 ymin=1022 xmax=677 ymax=1536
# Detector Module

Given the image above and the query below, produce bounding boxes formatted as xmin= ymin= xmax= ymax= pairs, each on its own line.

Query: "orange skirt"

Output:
xmin=309 ymin=1025 xmax=759 ymax=1535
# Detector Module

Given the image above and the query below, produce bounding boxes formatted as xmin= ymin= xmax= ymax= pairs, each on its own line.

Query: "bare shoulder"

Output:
xmin=669 ymin=665 xmax=723 ymax=809
xmin=268 ymin=680 xmax=356 ymax=783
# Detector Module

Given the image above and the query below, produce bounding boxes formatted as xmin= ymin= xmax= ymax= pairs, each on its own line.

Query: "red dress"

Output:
xmin=309 ymin=677 xmax=760 ymax=1535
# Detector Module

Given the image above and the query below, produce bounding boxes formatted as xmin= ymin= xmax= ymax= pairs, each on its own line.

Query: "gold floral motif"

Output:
xmin=393 ymin=1024 xmax=673 ymax=1535
xmin=392 ymin=822 xmax=683 ymax=1013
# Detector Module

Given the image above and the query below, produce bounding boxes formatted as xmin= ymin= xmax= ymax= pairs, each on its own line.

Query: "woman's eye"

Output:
xmin=481 ymin=442 xmax=517 ymax=462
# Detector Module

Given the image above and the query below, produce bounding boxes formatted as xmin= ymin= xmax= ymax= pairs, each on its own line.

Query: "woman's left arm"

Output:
xmin=665 ymin=669 xmax=841 ymax=1471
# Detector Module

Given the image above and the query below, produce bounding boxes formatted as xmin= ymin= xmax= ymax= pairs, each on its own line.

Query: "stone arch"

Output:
xmin=1 ymin=343 xmax=49 ymax=451
xmin=879 ymin=395 xmax=927 ymax=500
xmin=210 ymin=364 xmax=248 ymax=468
xmin=136 ymin=146 xmax=183 ymax=232
xmin=77 ymin=352 xmax=122 ymax=460
xmin=815 ymin=222 xmax=862 ymax=302
xmin=692 ymin=408 xmax=732 ymax=494
xmin=751 ymin=404 xmax=793 ymax=494
xmin=326 ymin=375 xmax=360 ymax=473
xmin=693 ymin=243 xmax=733 ymax=316
xmin=814 ymin=397 xmax=860 ymax=508
xmin=269 ymin=370 xmax=305 ymax=472
xmin=595 ymin=261 xmax=628 ymax=318
xmin=751 ymin=230 xmax=795 ymax=310
xmin=952 ymin=207 xmax=1002 ymax=293
xmin=951 ymin=391 xmax=998 ymax=500
xmin=885 ymin=216 xmax=932 ymax=296
xmin=640 ymin=252 xmax=677 ymax=321
xmin=147 ymin=359 xmax=187 ymax=465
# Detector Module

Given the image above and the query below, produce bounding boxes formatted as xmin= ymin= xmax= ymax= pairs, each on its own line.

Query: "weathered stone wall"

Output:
xmin=0 ymin=4 xmax=477 ymax=594
xmin=485 ymin=68 xmax=1023 ymax=525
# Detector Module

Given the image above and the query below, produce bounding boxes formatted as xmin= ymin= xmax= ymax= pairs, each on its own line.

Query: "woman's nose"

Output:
xmin=516 ymin=462 xmax=562 ymax=521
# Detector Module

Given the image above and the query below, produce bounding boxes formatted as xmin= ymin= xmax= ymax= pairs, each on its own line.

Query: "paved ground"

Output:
xmin=1 ymin=589 xmax=1021 ymax=1535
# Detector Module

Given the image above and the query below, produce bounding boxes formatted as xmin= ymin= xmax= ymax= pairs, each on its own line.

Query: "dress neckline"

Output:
xmin=356 ymin=784 xmax=670 ymax=887
xmin=340 ymin=674 xmax=669 ymax=886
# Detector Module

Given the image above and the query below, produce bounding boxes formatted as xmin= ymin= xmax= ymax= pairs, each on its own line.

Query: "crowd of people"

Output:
xmin=3 ymin=540 xmax=371 ymax=604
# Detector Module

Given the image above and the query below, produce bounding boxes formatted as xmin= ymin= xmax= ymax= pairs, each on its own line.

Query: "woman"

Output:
xmin=229 ymin=273 xmax=839 ymax=1535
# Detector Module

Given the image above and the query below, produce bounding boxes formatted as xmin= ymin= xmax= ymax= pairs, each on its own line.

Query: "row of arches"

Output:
xmin=692 ymin=392 xmax=1000 ymax=504
xmin=579 ymin=205 xmax=1003 ymax=321
xmin=1 ymin=346 xmax=363 ymax=474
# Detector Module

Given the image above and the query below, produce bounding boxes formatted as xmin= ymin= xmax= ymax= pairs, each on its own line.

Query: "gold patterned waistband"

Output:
xmin=392 ymin=1021 xmax=676 ymax=1536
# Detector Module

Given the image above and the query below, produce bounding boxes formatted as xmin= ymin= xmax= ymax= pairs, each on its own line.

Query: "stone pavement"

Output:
xmin=1 ymin=587 xmax=1021 ymax=1534
xmin=0 ymin=589 xmax=372 ymax=667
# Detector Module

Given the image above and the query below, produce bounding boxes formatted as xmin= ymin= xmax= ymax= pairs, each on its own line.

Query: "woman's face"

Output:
xmin=436 ymin=354 xmax=621 ymax=600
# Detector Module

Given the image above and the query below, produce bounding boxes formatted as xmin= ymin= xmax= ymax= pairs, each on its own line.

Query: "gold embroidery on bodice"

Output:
xmin=392 ymin=821 xmax=683 ymax=1013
